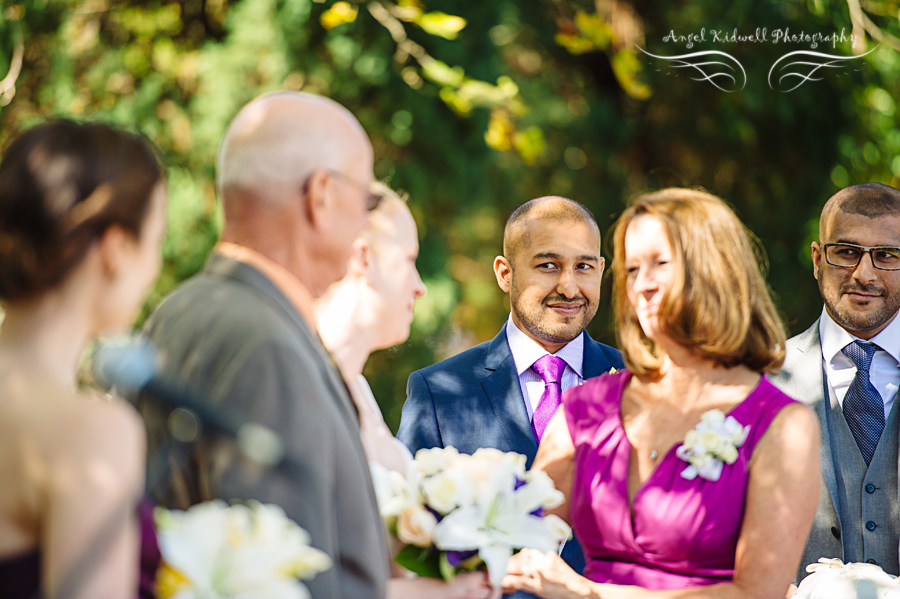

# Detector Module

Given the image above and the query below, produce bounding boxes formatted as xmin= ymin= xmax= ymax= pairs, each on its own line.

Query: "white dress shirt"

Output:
xmin=505 ymin=314 xmax=584 ymax=421
xmin=819 ymin=306 xmax=900 ymax=419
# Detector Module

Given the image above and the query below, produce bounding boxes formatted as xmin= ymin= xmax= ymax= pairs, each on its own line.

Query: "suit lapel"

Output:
xmin=582 ymin=334 xmax=614 ymax=379
xmin=785 ymin=320 xmax=841 ymax=515
xmin=481 ymin=325 xmax=539 ymax=464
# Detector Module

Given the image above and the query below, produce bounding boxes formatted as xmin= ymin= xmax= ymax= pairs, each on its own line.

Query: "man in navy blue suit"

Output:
xmin=397 ymin=196 xmax=624 ymax=593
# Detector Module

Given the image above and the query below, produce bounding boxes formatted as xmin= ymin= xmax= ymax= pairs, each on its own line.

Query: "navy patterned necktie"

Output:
xmin=841 ymin=341 xmax=885 ymax=465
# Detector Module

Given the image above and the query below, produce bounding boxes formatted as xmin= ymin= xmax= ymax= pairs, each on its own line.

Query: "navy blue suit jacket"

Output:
xmin=397 ymin=324 xmax=624 ymax=595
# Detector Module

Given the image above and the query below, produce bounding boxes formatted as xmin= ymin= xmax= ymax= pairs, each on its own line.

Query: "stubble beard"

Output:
xmin=510 ymin=283 xmax=597 ymax=345
xmin=819 ymin=277 xmax=900 ymax=335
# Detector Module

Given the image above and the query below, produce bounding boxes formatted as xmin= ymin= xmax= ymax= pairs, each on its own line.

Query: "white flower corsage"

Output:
xmin=675 ymin=409 xmax=749 ymax=482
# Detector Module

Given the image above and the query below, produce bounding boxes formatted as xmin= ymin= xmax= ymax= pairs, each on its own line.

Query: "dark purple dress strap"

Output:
xmin=138 ymin=497 xmax=161 ymax=599
xmin=0 ymin=498 xmax=160 ymax=599
xmin=0 ymin=548 xmax=40 ymax=599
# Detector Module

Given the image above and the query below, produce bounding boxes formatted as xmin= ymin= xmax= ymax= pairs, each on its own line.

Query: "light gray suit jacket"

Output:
xmin=771 ymin=319 xmax=900 ymax=583
xmin=142 ymin=252 xmax=389 ymax=599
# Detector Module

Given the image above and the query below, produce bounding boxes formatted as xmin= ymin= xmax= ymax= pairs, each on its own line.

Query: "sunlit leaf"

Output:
xmin=421 ymin=59 xmax=465 ymax=87
xmin=574 ymin=12 xmax=613 ymax=49
xmin=484 ymin=109 xmax=513 ymax=151
xmin=320 ymin=1 xmax=357 ymax=29
xmin=415 ymin=12 xmax=467 ymax=40
xmin=610 ymin=50 xmax=652 ymax=100
xmin=512 ymin=126 xmax=545 ymax=164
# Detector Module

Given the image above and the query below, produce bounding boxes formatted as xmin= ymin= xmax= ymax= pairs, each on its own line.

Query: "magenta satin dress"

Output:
xmin=563 ymin=370 xmax=797 ymax=589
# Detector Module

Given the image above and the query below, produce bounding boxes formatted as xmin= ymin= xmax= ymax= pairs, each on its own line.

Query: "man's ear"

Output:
xmin=597 ymin=256 xmax=606 ymax=280
xmin=303 ymin=169 xmax=331 ymax=229
xmin=811 ymin=241 xmax=822 ymax=280
xmin=494 ymin=255 xmax=513 ymax=294
xmin=97 ymin=224 xmax=131 ymax=279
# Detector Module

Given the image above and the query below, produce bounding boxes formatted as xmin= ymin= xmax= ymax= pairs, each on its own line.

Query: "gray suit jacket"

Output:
xmin=142 ymin=252 xmax=389 ymax=599
xmin=769 ymin=320 xmax=855 ymax=582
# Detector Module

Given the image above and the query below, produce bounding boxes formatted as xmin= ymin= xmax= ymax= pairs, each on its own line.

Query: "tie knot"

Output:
xmin=532 ymin=354 xmax=566 ymax=385
xmin=842 ymin=340 xmax=879 ymax=372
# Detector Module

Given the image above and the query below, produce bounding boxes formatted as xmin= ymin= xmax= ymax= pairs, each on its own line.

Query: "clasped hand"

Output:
xmin=503 ymin=548 xmax=593 ymax=599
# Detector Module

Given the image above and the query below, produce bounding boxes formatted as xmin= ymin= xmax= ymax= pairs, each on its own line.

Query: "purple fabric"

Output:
xmin=562 ymin=370 xmax=797 ymax=590
xmin=0 ymin=549 xmax=39 ymax=599
xmin=138 ymin=498 xmax=161 ymax=599
xmin=0 ymin=498 xmax=159 ymax=599
xmin=531 ymin=354 xmax=567 ymax=441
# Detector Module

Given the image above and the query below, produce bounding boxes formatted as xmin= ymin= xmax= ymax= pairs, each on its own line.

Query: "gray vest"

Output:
xmin=826 ymin=384 xmax=900 ymax=573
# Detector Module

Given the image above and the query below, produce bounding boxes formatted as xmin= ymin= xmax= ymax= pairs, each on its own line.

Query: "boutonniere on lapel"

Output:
xmin=675 ymin=410 xmax=749 ymax=482
xmin=581 ymin=367 xmax=616 ymax=385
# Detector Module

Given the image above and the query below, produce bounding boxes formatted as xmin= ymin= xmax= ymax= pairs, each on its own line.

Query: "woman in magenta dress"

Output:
xmin=503 ymin=189 xmax=820 ymax=598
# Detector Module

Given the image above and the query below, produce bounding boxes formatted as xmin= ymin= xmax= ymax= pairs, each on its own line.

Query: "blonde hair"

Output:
xmin=611 ymin=188 xmax=785 ymax=376
xmin=360 ymin=181 xmax=411 ymax=252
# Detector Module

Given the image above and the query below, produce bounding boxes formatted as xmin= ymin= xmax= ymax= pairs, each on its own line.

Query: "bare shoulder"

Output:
xmin=50 ymin=393 xmax=146 ymax=479
xmin=752 ymin=401 xmax=820 ymax=469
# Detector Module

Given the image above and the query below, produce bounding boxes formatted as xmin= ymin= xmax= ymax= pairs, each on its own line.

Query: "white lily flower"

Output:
xmin=515 ymin=470 xmax=565 ymax=513
xmin=155 ymin=501 xmax=331 ymax=599
xmin=431 ymin=458 xmax=570 ymax=586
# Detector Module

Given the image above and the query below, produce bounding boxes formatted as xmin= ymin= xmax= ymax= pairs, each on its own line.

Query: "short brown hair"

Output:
xmin=0 ymin=120 xmax=163 ymax=301
xmin=611 ymin=188 xmax=785 ymax=376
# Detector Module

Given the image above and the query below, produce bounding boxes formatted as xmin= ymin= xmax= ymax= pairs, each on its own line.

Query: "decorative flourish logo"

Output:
xmin=638 ymin=47 xmax=747 ymax=92
xmin=767 ymin=47 xmax=878 ymax=92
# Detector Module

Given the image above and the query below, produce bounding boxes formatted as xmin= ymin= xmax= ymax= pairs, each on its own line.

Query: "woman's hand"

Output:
xmin=388 ymin=570 xmax=501 ymax=599
xmin=443 ymin=571 xmax=503 ymax=599
xmin=502 ymin=548 xmax=594 ymax=599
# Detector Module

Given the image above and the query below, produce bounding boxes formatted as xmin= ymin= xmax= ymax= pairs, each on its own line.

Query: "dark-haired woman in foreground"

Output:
xmin=503 ymin=189 xmax=820 ymax=598
xmin=0 ymin=121 xmax=166 ymax=598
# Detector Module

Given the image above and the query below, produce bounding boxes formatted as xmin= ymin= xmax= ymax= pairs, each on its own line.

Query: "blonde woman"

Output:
xmin=316 ymin=183 xmax=499 ymax=599
xmin=503 ymin=189 xmax=820 ymax=598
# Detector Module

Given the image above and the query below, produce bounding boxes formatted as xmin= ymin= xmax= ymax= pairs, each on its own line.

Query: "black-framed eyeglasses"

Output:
xmin=823 ymin=243 xmax=900 ymax=271
xmin=327 ymin=170 xmax=383 ymax=211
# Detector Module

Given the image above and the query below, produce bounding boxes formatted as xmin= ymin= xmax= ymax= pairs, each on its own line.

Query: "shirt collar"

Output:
xmin=215 ymin=241 xmax=317 ymax=330
xmin=505 ymin=314 xmax=584 ymax=377
xmin=819 ymin=305 xmax=900 ymax=366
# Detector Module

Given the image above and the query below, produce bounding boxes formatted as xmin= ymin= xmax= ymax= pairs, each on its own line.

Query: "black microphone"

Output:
xmin=93 ymin=336 xmax=285 ymax=468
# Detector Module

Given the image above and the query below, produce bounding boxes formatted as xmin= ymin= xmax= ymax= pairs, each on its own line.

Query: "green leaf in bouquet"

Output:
xmin=395 ymin=544 xmax=442 ymax=579
xmin=439 ymin=551 xmax=457 ymax=582
xmin=458 ymin=553 xmax=486 ymax=572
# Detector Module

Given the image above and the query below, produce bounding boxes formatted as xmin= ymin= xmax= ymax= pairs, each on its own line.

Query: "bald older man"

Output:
xmin=398 ymin=197 xmax=624 ymax=594
xmin=142 ymin=92 xmax=389 ymax=599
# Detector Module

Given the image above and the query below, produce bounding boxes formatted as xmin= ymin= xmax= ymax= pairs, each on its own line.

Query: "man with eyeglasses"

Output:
xmin=141 ymin=91 xmax=389 ymax=599
xmin=771 ymin=182 xmax=900 ymax=587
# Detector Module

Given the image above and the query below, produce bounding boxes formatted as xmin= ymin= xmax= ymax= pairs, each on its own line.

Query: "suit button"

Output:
xmin=867 ymin=559 xmax=877 ymax=564
xmin=866 ymin=521 xmax=877 ymax=531
xmin=866 ymin=484 xmax=876 ymax=493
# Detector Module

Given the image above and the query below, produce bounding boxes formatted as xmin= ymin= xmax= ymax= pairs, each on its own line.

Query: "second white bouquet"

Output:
xmin=371 ymin=446 xmax=572 ymax=587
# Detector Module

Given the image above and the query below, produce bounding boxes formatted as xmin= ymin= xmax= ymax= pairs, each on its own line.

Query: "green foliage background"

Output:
xmin=1 ymin=0 xmax=899 ymax=431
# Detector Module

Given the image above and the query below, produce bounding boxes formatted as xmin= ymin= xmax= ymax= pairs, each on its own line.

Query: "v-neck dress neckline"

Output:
xmin=619 ymin=371 xmax=763 ymax=516
xmin=562 ymin=369 xmax=796 ymax=589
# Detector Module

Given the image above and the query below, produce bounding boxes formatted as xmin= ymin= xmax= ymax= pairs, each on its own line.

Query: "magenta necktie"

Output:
xmin=531 ymin=354 xmax=567 ymax=442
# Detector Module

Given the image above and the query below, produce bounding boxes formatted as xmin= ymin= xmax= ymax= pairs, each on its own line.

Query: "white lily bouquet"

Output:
xmin=154 ymin=500 xmax=332 ymax=599
xmin=370 ymin=446 xmax=572 ymax=587
xmin=794 ymin=558 xmax=900 ymax=599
